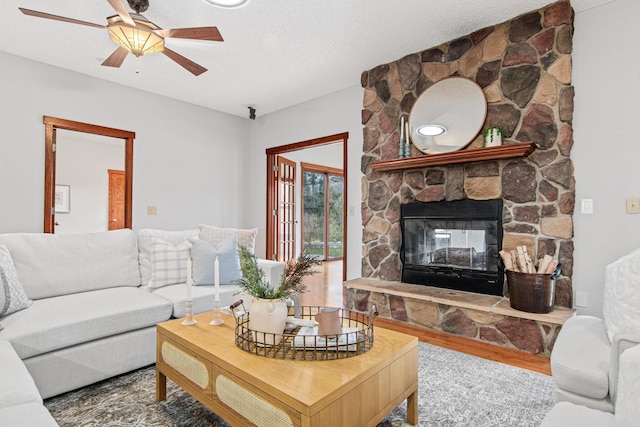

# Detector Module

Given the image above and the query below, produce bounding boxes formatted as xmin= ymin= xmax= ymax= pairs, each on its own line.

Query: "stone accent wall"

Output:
xmin=345 ymin=280 xmax=567 ymax=356
xmin=360 ymin=1 xmax=575 ymax=308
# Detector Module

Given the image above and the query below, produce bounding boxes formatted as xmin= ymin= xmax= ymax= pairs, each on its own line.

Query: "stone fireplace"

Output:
xmin=345 ymin=1 xmax=576 ymax=356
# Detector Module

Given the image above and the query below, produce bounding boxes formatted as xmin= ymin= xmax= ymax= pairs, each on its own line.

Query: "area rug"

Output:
xmin=45 ymin=342 xmax=554 ymax=426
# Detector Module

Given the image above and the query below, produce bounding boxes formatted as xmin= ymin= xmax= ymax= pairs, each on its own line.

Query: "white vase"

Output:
xmin=249 ymin=297 xmax=288 ymax=346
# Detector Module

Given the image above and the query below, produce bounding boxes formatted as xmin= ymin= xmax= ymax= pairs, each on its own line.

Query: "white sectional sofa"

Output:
xmin=0 ymin=340 xmax=58 ymax=426
xmin=0 ymin=226 xmax=283 ymax=408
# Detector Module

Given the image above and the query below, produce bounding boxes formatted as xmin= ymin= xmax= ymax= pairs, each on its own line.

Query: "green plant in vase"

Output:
xmin=235 ymin=245 xmax=320 ymax=300
xmin=483 ymin=126 xmax=504 ymax=147
xmin=235 ymin=245 xmax=320 ymax=345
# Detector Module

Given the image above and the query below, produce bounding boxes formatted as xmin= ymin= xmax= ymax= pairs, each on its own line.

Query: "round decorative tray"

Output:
xmin=230 ymin=302 xmax=377 ymax=360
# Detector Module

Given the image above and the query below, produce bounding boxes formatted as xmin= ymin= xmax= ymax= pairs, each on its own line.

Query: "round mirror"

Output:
xmin=409 ymin=77 xmax=487 ymax=155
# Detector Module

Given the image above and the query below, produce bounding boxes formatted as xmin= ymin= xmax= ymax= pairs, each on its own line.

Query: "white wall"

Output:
xmin=55 ymin=133 xmax=123 ymax=234
xmin=571 ymin=0 xmax=640 ymax=317
xmin=244 ymin=86 xmax=363 ymax=279
xmin=0 ymin=52 xmax=248 ymax=234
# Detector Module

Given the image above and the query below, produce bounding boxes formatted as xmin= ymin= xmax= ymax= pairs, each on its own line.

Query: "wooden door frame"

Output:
xmin=43 ymin=116 xmax=135 ymax=233
xmin=300 ymin=162 xmax=344 ymax=261
xmin=266 ymin=132 xmax=348 ymax=281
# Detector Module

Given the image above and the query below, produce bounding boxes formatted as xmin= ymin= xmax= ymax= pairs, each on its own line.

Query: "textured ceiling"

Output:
xmin=0 ymin=0 xmax=613 ymax=118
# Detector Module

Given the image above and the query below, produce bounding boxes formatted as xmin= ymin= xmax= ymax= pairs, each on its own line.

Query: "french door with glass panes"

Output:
xmin=301 ymin=162 xmax=344 ymax=261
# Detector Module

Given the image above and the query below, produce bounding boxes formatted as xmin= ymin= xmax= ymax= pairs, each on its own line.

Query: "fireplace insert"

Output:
xmin=400 ymin=199 xmax=503 ymax=296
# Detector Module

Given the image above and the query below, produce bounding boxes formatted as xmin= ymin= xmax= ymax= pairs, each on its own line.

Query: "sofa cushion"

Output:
xmin=0 ymin=340 xmax=42 ymax=408
xmin=147 ymin=236 xmax=191 ymax=289
xmin=603 ymin=247 xmax=640 ymax=343
xmin=149 ymin=283 xmax=241 ymax=318
xmin=199 ymin=224 xmax=258 ymax=255
xmin=551 ymin=315 xmax=610 ymax=399
xmin=0 ymin=229 xmax=140 ymax=300
xmin=137 ymin=229 xmax=198 ymax=288
xmin=0 ymin=402 xmax=59 ymax=427
xmin=190 ymin=236 xmax=242 ymax=285
xmin=539 ymin=401 xmax=615 ymax=427
xmin=0 ymin=287 xmax=172 ymax=359
xmin=0 ymin=245 xmax=32 ymax=317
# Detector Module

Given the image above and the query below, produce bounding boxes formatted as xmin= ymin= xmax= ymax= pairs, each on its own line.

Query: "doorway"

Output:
xmin=43 ymin=116 xmax=134 ymax=233
xmin=265 ymin=132 xmax=348 ymax=281
xmin=301 ymin=162 xmax=344 ymax=261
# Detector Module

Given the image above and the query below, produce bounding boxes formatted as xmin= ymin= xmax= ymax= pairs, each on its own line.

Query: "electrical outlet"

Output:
xmin=147 ymin=206 xmax=157 ymax=215
xmin=626 ymin=198 xmax=640 ymax=214
xmin=348 ymin=205 xmax=355 ymax=216
xmin=575 ymin=291 xmax=588 ymax=308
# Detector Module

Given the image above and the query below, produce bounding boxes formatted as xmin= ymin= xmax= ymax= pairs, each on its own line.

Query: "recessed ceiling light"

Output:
xmin=416 ymin=124 xmax=446 ymax=136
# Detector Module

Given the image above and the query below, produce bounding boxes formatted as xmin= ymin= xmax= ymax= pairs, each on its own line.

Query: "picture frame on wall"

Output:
xmin=55 ymin=184 xmax=71 ymax=213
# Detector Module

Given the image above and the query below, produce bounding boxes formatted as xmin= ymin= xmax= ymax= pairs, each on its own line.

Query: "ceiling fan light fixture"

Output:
xmin=107 ymin=16 xmax=164 ymax=57
xmin=201 ymin=0 xmax=251 ymax=9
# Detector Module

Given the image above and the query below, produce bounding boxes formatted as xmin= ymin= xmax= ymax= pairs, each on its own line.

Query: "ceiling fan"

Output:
xmin=19 ymin=0 xmax=223 ymax=76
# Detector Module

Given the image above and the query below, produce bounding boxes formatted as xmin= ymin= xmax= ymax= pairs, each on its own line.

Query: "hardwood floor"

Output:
xmin=300 ymin=260 xmax=551 ymax=376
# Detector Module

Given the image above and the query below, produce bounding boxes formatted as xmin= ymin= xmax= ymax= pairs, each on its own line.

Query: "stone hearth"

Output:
xmin=345 ymin=278 xmax=574 ymax=356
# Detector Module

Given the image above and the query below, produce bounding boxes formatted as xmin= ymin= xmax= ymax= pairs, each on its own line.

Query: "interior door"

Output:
xmin=108 ymin=169 xmax=126 ymax=230
xmin=276 ymin=156 xmax=296 ymax=262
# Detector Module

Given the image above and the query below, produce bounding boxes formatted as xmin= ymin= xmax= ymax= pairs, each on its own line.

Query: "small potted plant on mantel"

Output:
xmin=235 ymin=245 xmax=320 ymax=344
xmin=483 ymin=126 xmax=504 ymax=147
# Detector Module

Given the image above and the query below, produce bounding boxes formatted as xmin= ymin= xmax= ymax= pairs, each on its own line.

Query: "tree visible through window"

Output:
xmin=303 ymin=168 xmax=343 ymax=260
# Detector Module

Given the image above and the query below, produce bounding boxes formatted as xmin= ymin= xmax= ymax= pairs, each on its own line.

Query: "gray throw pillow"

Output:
xmin=190 ymin=235 xmax=242 ymax=285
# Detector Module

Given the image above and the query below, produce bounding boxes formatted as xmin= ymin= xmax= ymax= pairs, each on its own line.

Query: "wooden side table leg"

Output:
xmin=156 ymin=369 xmax=167 ymax=402
xmin=406 ymin=390 xmax=418 ymax=426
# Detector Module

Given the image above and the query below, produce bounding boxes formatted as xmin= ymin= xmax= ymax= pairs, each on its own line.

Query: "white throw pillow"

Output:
xmin=190 ymin=236 xmax=242 ymax=285
xmin=147 ymin=237 xmax=191 ymax=289
xmin=0 ymin=244 xmax=32 ymax=317
xmin=603 ymin=247 xmax=640 ymax=342
xmin=199 ymin=224 xmax=258 ymax=255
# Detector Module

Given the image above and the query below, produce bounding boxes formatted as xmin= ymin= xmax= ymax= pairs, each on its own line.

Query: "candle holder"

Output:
xmin=210 ymin=299 xmax=224 ymax=326
xmin=182 ymin=300 xmax=197 ymax=325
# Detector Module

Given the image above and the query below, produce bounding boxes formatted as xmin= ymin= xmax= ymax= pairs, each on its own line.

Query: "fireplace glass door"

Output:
xmin=403 ymin=219 xmax=498 ymax=272
xmin=400 ymin=199 xmax=503 ymax=296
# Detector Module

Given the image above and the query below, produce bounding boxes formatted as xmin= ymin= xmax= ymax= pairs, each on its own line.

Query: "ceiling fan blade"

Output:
xmin=155 ymin=27 xmax=224 ymax=42
xmin=162 ymin=47 xmax=207 ymax=76
xmin=101 ymin=47 xmax=129 ymax=68
xmin=106 ymin=0 xmax=136 ymax=26
xmin=19 ymin=7 xmax=105 ymax=29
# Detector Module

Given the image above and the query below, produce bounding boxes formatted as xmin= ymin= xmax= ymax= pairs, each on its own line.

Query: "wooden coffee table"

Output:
xmin=156 ymin=311 xmax=418 ymax=426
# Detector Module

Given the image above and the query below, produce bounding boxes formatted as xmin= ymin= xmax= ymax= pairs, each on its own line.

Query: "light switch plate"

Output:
xmin=626 ymin=198 xmax=640 ymax=214
xmin=147 ymin=206 xmax=157 ymax=215
xmin=581 ymin=199 xmax=593 ymax=215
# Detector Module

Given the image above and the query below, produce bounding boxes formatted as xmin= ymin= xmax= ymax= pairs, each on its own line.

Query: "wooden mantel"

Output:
xmin=368 ymin=141 xmax=536 ymax=172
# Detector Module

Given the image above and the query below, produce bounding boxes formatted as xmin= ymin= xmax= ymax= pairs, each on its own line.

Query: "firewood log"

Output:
xmin=516 ymin=246 xmax=529 ymax=273
xmin=500 ymin=250 xmax=514 ymax=271
xmin=545 ymin=259 xmax=559 ymax=274
xmin=510 ymin=250 xmax=519 ymax=272
xmin=537 ymin=254 xmax=553 ymax=274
